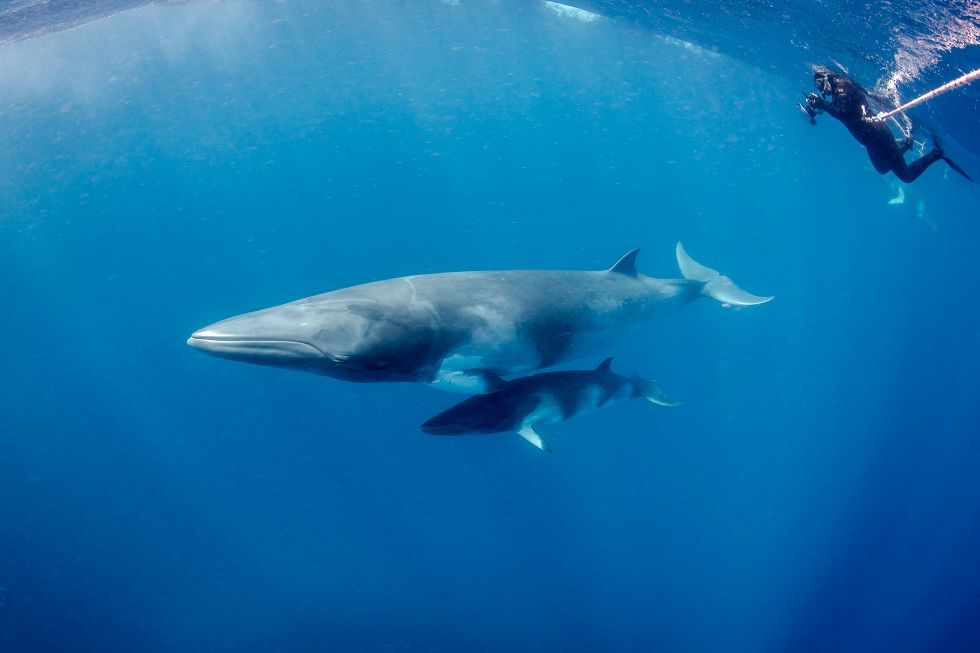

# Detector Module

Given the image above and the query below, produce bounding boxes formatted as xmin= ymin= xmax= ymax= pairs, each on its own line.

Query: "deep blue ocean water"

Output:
xmin=2 ymin=2 xmax=980 ymax=651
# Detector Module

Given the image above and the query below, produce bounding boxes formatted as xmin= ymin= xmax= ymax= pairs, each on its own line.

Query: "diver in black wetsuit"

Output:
xmin=802 ymin=69 xmax=973 ymax=183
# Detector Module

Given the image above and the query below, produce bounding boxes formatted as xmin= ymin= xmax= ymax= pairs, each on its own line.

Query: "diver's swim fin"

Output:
xmin=676 ymin=243 xmax=773 ymax=306
xmin=931 ymin=132 xmax=973 ymax=182
xmin=943 ymin=155 xmax=973 ymax=182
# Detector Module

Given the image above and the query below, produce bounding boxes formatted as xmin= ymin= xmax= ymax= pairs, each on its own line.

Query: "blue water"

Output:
xmin=2 ymin=2 xmax=979 ymax=651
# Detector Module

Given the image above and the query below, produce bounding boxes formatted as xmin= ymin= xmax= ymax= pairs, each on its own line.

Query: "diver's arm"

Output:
xmin=806 ymin=93 xmax=844 ymax=120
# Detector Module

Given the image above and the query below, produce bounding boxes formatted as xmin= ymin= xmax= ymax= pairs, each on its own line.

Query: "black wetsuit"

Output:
xmin=806 ymin=73 xmax=962 ymax=183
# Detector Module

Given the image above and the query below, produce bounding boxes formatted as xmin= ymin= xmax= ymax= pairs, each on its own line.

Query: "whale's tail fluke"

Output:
xmin=676 ymin=242 xmax=774 ymax=306
xmin=631 ymin=375 xmax=680 ymax=407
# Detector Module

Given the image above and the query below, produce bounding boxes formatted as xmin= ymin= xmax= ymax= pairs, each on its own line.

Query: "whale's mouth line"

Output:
xmin=187 ymin=335 xmax=332 ymax=360
xmin=190 ymin=334 xmax=301 ymax=343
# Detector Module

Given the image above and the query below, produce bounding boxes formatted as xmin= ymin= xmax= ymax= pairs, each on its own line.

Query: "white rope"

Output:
xmin=869 ymin=68 xmax=980 ymax=122
xmin=888 ymin=115 xmax=910 ymax=139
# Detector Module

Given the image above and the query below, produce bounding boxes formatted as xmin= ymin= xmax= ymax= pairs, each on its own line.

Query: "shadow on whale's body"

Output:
xmin=187 ymin=243 xmax=772 ymax=394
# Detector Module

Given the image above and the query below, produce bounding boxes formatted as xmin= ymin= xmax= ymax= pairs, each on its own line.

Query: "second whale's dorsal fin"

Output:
xmin=608 ymin=248 xmax=641 ymax=277
xmin=596 ymin=357 xmax=614 ymax=372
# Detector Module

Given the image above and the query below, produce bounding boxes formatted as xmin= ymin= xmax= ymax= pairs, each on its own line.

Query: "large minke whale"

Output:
xmin=187 ymin=243 xmax=772 ymax=393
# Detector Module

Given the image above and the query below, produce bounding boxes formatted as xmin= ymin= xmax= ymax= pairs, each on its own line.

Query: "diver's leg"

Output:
xmin=866 ymin=147 xmax=894 ymax=175
xmin=894 ymin=149 xmax=943 ymax=183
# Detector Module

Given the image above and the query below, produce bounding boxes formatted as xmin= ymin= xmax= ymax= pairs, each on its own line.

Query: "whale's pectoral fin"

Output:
xmin=676 ymin=242 xmax=774 ymax=306
xmin=888 ymin=185 xmax=906 ymax=205
xmin=518 ymin=425 xmax=552 ymax=453
xmin=430 ymin=369 xmax=507 ymax=394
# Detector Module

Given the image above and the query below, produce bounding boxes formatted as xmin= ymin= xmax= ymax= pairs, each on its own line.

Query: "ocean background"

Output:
xmin=2 ymin=1 xmax=979 ymax=651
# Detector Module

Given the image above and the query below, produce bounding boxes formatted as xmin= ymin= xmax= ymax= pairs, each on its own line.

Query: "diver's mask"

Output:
xmin=814 ymin=73 xmax=833 ymax=97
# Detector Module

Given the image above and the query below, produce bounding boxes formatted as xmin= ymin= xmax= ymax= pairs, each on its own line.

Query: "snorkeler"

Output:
xmin=801 ymin=68 xmax=973 ymax=183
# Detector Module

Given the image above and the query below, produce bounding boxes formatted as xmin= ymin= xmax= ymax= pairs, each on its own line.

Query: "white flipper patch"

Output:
xmin=518 ymin=425 xmax=552 ymax=453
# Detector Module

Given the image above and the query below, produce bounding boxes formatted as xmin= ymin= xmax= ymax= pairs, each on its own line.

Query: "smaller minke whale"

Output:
xmin=420 ymin=358 xmax=678 ymax=452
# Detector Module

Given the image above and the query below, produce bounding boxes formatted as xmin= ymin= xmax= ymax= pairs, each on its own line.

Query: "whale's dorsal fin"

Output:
xmin=596 ymin=357 xmax=614 ymax=372
xmin=608 ymin=248 xmax=641 ymax=277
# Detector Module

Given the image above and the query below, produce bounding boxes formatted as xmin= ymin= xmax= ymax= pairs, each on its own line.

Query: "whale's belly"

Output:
xmin=417 ymin=269 xmax=663 ymax=392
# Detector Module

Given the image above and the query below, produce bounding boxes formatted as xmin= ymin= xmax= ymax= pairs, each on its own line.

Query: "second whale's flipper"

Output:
xmin=518 ymin=425 xmax=552 ymax=453
xmin=676 ymin=242 xmax=774 ymax=306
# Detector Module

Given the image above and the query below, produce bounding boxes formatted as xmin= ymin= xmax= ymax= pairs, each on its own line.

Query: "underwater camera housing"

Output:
xmin=798 ymin=100 xmax=817 ymax=125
